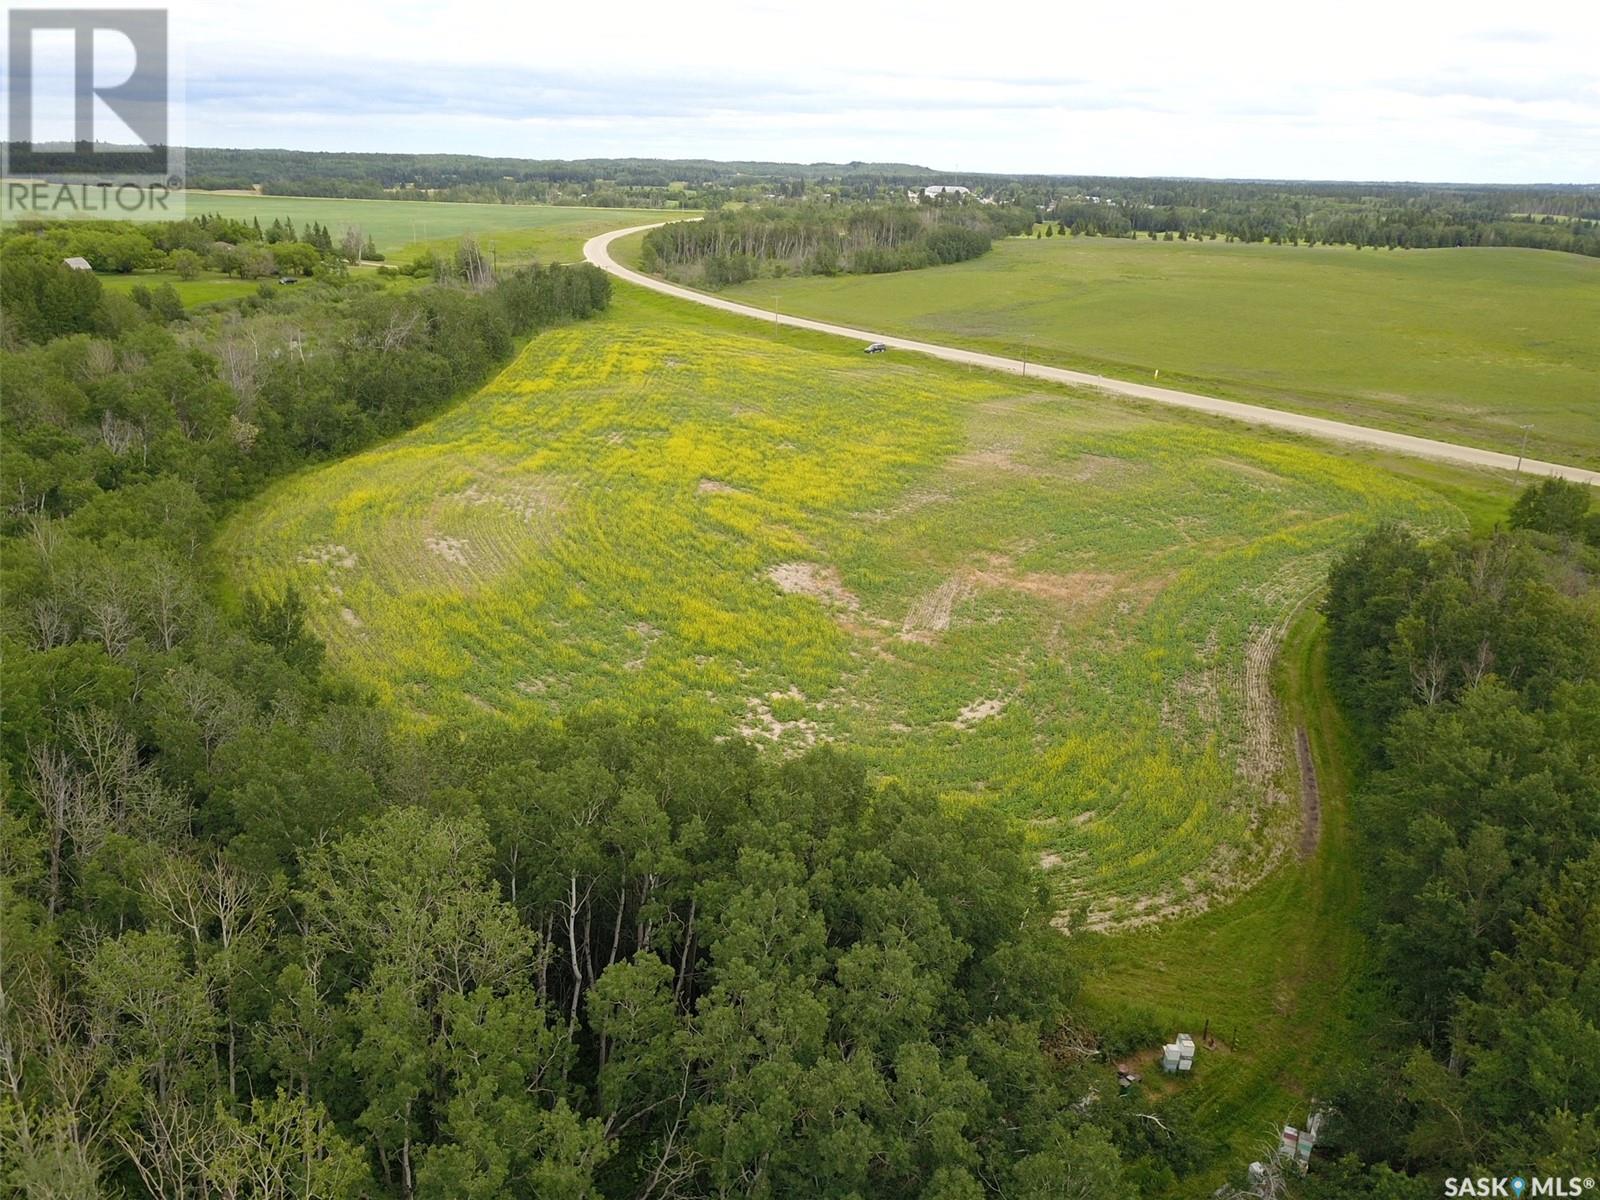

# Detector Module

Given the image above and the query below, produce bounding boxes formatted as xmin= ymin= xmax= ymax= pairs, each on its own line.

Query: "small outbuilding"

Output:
xmin=62 ymin=256 xmax=93 ymax=271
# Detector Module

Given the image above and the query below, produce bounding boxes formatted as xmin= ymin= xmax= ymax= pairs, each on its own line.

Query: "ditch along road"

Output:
xmin=584 ymin=224 xmax=1600 ymax=487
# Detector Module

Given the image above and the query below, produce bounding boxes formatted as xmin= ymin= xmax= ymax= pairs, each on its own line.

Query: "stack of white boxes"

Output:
xmin=1160 ymin=1033 xmax=1196 ymax=1073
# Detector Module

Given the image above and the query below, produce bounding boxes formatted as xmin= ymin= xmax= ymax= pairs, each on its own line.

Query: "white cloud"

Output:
xmin=142 ymin=0 xmax=1600 ymax=178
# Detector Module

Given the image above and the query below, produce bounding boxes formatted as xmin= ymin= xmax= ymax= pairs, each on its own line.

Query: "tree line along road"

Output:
xmin=583 ymin=223 xmax=1600 ymax=488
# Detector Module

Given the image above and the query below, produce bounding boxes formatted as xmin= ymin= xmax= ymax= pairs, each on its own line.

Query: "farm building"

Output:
xmin=62 ymin=256 xmax=93 ymax=271
xmin=922 ymin=184 xmax=972 ymax=199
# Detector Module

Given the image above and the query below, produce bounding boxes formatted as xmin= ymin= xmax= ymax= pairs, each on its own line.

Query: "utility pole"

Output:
xmin=1022 ymin=334 xmax=1029 ymax=377
xmin=1516 ymin=424 xmax=1533 ymax=475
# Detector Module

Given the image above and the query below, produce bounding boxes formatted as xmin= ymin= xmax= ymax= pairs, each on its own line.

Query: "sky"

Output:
xmin=12 ymin=0 xmax=1600 ymax=182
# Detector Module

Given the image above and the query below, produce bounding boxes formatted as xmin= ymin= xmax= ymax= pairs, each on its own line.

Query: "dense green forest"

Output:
xmin=0 ymin=214 xmax=490 ymax=284
xmin=1299 ymin=483 xmax=1600 ymax=1196
xmin=640 ymin=204 xmax=1033 ymax=286
xmin=0 ymin=246 xmax=1198 ymax=1198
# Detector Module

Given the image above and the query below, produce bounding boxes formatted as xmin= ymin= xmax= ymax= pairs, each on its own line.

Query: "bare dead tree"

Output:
xmin=26 ymin=744 xmax=82 ymax=917
xmin=84 ymin=572 xmax=137 ymax=658
xmin=145 ymin=557 xmax=194 ymax=653
xmin=0 ymin=956 xmax=110 ymax=1198
xmin=98 ymin=410 xmax=143 ymax=459
xmin=161 ymin=664 xmax=247 ymax=773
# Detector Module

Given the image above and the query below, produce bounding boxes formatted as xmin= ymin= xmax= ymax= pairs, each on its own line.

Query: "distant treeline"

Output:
xmin=1034 ymin=178 xmax=1600 ymax=256
xmin=15 ymin=144 xmax=1596 ymax=255
xmin=175 ymin=147 xmax=944 ymax=211
xmin=641 ymin=204 xmax=1034 ymax=286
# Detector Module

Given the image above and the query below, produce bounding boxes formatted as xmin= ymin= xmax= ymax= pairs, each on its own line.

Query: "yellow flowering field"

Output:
xmin=221 ymin=286 xmax=1457 ymax=922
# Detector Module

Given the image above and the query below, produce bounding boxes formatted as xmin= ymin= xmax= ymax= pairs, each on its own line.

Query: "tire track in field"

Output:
xmin=1294 ymin=726 xmax=1321 ymax=859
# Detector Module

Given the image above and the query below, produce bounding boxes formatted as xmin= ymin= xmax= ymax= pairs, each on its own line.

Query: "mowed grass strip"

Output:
xmin=1079 ymin=609 xmax=1378 ymax=1193
xmin=221 ymin=284 xmax=1457 ymax=919
xmin=682 ymin=233 xmax=1600 ymax=470
xmin=96 ymin=270 xmax=271 ymax=306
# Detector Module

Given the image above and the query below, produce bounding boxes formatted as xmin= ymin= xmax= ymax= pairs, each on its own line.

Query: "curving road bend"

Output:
xmin=584 ymin=224 xmax=1600 ymax=486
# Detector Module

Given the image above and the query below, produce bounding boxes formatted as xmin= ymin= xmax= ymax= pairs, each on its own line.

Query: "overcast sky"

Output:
xmin=22 ymin=0 xmax=1600 ymax=182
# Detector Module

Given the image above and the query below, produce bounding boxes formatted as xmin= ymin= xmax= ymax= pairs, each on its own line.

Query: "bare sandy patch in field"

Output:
xmin=966 ymin=555 xmax=1131 ymax=612
xmin=738 ymin=687 xmax=822 ymax=751
xmin=456 ymin=480 xmax=561 ymax=522
xmin=900 ymin=577 xmax=972 ymax=642
xmin=298 ymin=543 xmax=358 ymax=569
xmin=697 ymin=478 xmax=744 ymax=496
xmin=424 ymin=536 xmax=470 ymax=566
xmin=767 ymin=562 xmax=859 ymax=609
xmin=1239 ymin=626 xmax=1288 ymax=787
xmin=954 ymin=696 xmax=1007 ymax=728
xmin=339 ymin=607 xmax=363 ymax=628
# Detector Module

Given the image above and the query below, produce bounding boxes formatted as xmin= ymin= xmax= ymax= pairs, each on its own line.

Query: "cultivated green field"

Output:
xmin=222 ymin=284 xmax=1459 ymax=922
xmin=678 ymin=234 xmax=1600 ymax=470
xmin=178 ymin=193 xmax=688 ymax=263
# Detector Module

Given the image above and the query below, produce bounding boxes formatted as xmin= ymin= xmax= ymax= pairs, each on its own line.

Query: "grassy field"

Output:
xmin=1081 ymin=608 xmax=1365 ymax=1190
xmin=221 ymin=282 xmax=1460 ymax=922
xmin=177 ymin=193 xmax=689 ymax=263
xmin=96 ymin=270 xmax=268 ymax=306
xmin=657 ymin=233 xmax=1600 ymax=470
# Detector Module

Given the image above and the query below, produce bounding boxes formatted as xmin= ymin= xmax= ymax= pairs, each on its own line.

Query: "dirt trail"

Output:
xmin=1294 ymin=726 xmax=1321 ymax=859
xmin=584 ymin=223 xmax=1600 ymax=486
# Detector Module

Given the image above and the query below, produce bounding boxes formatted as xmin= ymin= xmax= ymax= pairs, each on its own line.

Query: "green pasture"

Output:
xmin=675 ymin=233 xmax=1600 ymax=469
